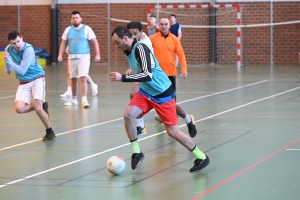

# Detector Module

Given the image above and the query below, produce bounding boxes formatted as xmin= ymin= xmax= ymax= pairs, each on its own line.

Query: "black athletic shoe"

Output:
xmin=137 ymin=126 xmax=146 ymax=136
xmin=190 ymin=155 xmax=210 ymax=172
xmin=187 ymin=115 xmax=197 ymax=138
xmin=43 ymin=101 xmax=49 ymax=116
xmin=42 ymin=129 xmax=56 ymax=141
xmin=131 ymin=152 xmax=145 ymax=170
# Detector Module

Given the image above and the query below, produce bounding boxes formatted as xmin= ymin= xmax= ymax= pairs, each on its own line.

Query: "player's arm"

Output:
xmin=58 ymin=40 xmax=67 ymax=62
xmin=58 ymin=27 xmax=69 ymax=62
xmin=90 ymin=37 xmax=101 ymax=62
xmin=4 ymin=46 xmax=12 ymax=74
xmin=175 ymin=37 xmax=188 ymax=78
xmin=85 ymin=26 xmax=101 ymax=61
xmin=4 ymin=47 xmax=33 ymax=75
xmin=177 ymin=24 xmax=182 ymax=41
xmin=122 ymin=43 xmax=152 ymax=82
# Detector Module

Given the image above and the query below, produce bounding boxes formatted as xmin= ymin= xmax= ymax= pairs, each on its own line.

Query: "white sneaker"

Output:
xmin=60 ymin=91 xmax=72 ymax=98
xmin=82 ymin=100 xmax=90 ymax=108
xmin=91 ymin=84 xmax=98 ymax=96
xmin=64 ymin=99 xmax=78 ymax=106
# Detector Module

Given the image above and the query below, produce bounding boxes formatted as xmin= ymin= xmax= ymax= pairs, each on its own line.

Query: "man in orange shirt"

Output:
xmin=150 ymin=18 xmax=197 ymax=138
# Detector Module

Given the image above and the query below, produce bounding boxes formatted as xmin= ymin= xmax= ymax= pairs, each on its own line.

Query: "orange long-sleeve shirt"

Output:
xmin=150 ymin=31 xmax=187 ymax=76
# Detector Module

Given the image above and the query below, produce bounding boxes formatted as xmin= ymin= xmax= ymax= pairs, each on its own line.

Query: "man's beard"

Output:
xmin=73 ymin=23 xmax=80 ymax=27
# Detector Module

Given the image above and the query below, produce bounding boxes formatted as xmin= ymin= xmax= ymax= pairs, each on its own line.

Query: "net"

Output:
xmin=148 ymin=4 xmax=241 ymax=67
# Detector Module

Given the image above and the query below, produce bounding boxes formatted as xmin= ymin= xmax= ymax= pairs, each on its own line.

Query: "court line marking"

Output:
xmin=0 ymin=80 xmax=267 ymax=101
xmin=191 ymin=137 xmax=300 ymax=200
xmin=285 ymin=149 xmax=300 ymax=151
xmin=1 ymin=85 xmax=299 ymax=189
xmin=0 ymin=80 xmax=268 ymax=152
xmin=0 ymin=95 xmax=15 ymax=100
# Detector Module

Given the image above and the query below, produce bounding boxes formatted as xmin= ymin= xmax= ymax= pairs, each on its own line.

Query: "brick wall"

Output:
xmin=0 ymin=2 xmax=299 ymax=65
xmin=0 ymin=5 xmax=51 ymax=55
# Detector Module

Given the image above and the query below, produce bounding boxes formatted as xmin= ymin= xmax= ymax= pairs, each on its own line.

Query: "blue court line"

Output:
xmin=0 ymin=86 xmax=261 ymax=162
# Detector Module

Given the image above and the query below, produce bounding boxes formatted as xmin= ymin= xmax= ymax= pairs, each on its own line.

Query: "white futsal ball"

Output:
xmin=106 ymin=156 xmax=126 ymax=175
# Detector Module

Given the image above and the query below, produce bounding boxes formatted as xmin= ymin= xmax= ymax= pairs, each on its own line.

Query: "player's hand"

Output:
xmin=57 ymin=55 xmax=63 ymax=62
xmin=109 ymin=72 xmax=122 ymax=81
xmin=125 ymin=69 xmax=132 ymax=74
xmin=181 ymin=71 xmax=188 ymax=79
xmin=4 ymin=51 xmax=10 ymax=58
xmin=94 ymin=55 xmax=101 ymax=62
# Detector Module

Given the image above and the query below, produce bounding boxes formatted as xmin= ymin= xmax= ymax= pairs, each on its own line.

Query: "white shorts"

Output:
xmin=69 ymin=57 xmax=90 ymax=78
xmin=15 ymin=77 xmax=45 ymax=104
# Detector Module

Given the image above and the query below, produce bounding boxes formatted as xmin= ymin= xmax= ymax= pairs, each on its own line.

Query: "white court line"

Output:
xmin=177 ymin=80 xmax=268 ymax=104
xmin=1 ymin=85 xmax=299 ymax=189
xmin=0 ymin=80 xmax=268 ymax=152
xmin=285 ymin=149 xmax=300 ymax=151
xmin=0 ymin=118 xmax=122 ymax=151
xmin=0 ymin=95 xmax=15 ymax=100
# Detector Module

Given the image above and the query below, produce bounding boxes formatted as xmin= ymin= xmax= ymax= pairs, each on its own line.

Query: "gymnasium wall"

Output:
xmin=0 ymin=2 xmax=299 ymax=65
xmin=0 ymin=5 xmax=52 ymax=56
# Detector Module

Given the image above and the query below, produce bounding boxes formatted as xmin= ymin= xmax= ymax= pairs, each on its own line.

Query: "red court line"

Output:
xmin=191 ymin=137 xmax=300 ymax=200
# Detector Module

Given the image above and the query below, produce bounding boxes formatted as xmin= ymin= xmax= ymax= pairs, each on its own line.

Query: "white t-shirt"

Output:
xmin=62 ymin=24 xmax=96 ymax=59
xmin=140 ymin=32 xmax=154 ymax=53
xmin=139 ymin=32 xmax=155 ymax=68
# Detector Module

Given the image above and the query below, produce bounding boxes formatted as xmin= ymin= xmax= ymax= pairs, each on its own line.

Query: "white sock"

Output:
xmin=67 ymin=86 xmax=72 ymax=93
xmin=82 ymin=96 xmax=87 ymax=102
xmin=72 ymin=96 xmax=77 ymax=100
xmin=184 ymin=114 xmax=191 ymax=124
xmin=136 ymin=118 xmax=144 ymax=128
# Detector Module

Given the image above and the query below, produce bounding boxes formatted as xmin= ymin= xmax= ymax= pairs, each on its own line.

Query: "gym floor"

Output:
xmin=0 ymin=63 xmax=299 ymax=200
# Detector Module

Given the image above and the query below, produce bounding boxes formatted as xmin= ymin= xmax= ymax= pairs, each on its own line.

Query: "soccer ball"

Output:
xmin=106 ymin=156 xmax=126 ymax=175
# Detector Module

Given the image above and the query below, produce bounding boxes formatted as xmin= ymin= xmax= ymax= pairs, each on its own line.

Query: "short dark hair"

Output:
xmin=8 ymin=31 xmax=21 ymax=41
xmin=126 ymin=21 xmax=142 ymax=32
xmin=149 ymin=14 xmax=156 ymax=18
xmin=170 ymin=14 xmax=176 ymax=18
xmin=111 ymin=26 xmax=132 ymax=39
xmin=71 ymin=11 xmax=81 ymax=16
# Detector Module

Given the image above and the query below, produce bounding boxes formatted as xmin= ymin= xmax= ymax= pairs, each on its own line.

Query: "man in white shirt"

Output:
xmin=57 ymin=10 xmax=100 ymax=108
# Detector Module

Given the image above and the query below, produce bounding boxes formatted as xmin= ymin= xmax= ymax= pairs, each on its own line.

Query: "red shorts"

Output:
xmin=129 ymin=92 xmax=177 ymax=126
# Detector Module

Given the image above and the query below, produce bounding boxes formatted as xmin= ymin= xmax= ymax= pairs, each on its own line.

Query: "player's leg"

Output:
xmin=34 ymin=99 xmax=50 ymax=128
xmin=126 ymin=93 xmax=152 ymax=169
xmin=32 ymin=77 xmax=55 ymax=141
xmin=86 ymin=75 xmax=98 ymax=96
xmin=154 ymin=76 xmax=177 ymax=123
xmin=60 ymin=74 xmax=72 ymax=98
xmin=78 ymin=57 xmax=90 ymax=108
xmin=159 ymin=75 xmax=198 ymax=137
xmin=130 ymin=83 xmax=146 ymax=136
xmin=64 ymin=59 xmax=79 ymax=106
xmin=14 ymin=83 xmax=35 ymax=113
xmin=60 ymin=60 xmax=72 ymax=98
xmin=176 ymin=104 xmax=197 ymax=138
xmin=124 ymin=105 xmax=143 ymax=141
xmin=155 ymin=99 xmax=209 ymax=172
xmin=165 ymin=124 xmax=209 ymax=172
